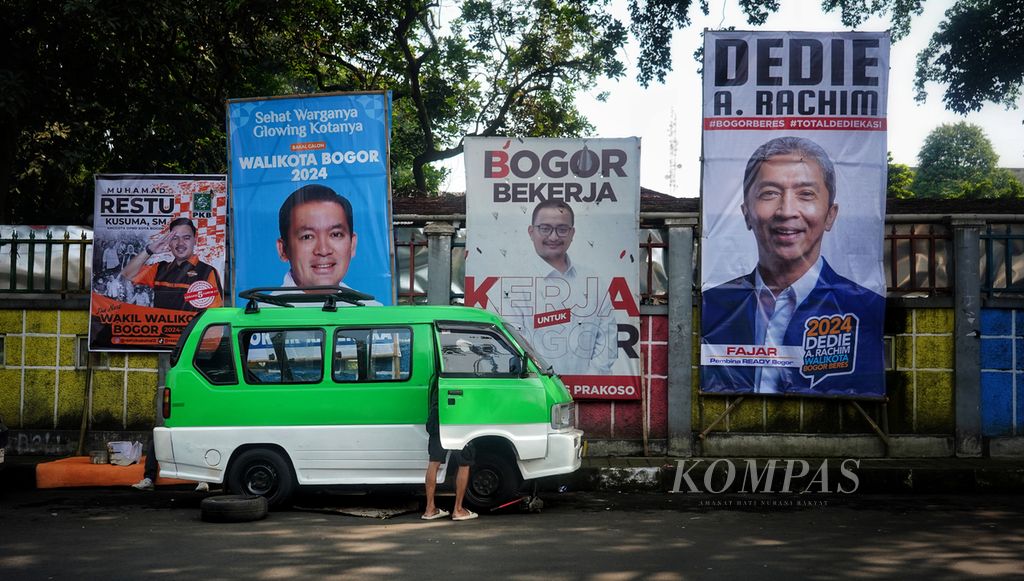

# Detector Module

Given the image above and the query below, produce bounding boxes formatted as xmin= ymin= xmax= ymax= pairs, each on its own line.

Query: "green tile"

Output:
xmin=915 ymin=309 xmax=954 ymax=333
xmin=0 ymin=310 xmax=23 ymax=333
xmin=801 ymin=399 xmax=840 ymax=433
xmin=104 ymin=354 xmax=127 ymax=370
xmin=841 ymin=400 xmax=884 ymax=433
xmin=916 ymin=371 xmax=954 ymax=433
xmin=59 ymin=310 xmax=88 ymax=334
xmin=126 ymin=372 xmax=158 ymax=429
xmin=4 ymin=335 xmax=23 ymax=366
xmin=90 ymin=373 xmax=124 ymax=430
xmin=127 ymin=353 xmax=159 ymax=370
xmin=24 ymin=311 xmax=58 ymax=334
xmin=895 ymin=335 xmax=914 ymax=369
xmin=730 ymin=396 xmax=764 ymax=432
xmin=0 ymin=369 xmax=21 ymax=425
xmin=691 ymin=377 xmax=701 ymax=427
xmin=765 ymin=398 xmax=800 ymax=432
xmin=58 ymin=337 xmax=77 ymax=367
xmin=915 ymin=335 xmax=954 ymax=369
xmin=56 ymin=371 xmax=87 ymax=429
xmin=22 ymin=369 xmax=55 ymax=428
xmin=700 ymin=395 xmax=728 ymax=433
xmin=884 ymin=372 xmax=914 ymax=434
xmin=24 ymin=336 xmax=57 ymax=367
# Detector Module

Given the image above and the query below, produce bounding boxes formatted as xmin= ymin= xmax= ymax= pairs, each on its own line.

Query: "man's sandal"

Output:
xmin=421 ymin=509 xmax=450 ymax=520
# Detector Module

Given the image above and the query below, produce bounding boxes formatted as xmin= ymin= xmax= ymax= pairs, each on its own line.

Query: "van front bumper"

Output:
xmin=517 ymin=428 xmax=583 ymax=480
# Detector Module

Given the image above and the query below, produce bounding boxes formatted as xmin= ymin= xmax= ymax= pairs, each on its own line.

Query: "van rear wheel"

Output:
xmin=227 ymin=448 xmax=295 ymax=509
xmin=465 ymin=449 xmax=522 ymax=511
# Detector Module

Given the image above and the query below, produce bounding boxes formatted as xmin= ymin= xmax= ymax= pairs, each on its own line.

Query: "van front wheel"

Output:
xmin=465 ymin=450 xmax=522 ymax=511
xmin=227 ymin=448 xmax=295 ymax=509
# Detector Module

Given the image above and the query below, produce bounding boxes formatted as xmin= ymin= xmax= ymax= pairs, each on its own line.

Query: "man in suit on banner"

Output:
xmin=702 ymin=136 xmax=884 ymax=396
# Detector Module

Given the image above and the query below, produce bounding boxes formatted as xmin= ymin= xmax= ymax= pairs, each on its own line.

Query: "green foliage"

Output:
xmin=286 ymin=0 xmax=628 ymax=194
xmin=0 ymin=0 xmax=309 ymax=222
xmin=913 ymin=0 xmax=1024 ymax=113
xmin=2 ymin=0 xmax=632 ymax=219
xmin=887 ymin=152 xmax=915 ymax=199
xmin=913 ymin=122 xmax=1021 ymax=199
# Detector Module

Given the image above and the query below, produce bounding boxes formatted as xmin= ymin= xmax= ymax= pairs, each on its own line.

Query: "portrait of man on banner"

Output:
xmin=514 ymin=199 xmax=615 ymax=376
xmin=463 ymin=137 xmax=642 ymax=401
xmin=698 ymin=30 xmax=889 ymax=399
xmin=228 ymin=91 xmax=395 ymax=305
xmin=90 ymin=175 xmax=227 ymax=351
xmin=701 ymin=136 xmax=885 ymax=396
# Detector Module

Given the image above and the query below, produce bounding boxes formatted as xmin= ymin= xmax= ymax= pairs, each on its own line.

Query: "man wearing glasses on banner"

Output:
xmin=508 ymin=199 xmax=615 ymax=376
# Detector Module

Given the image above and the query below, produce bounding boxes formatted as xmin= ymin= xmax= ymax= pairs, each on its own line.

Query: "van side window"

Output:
xmin=193 ymin=324 xmax=237 ymax=385
xmin=438 ymin=329 xmax=518 ymax=376
xmin=239 ymin=329 xmax=324 ymax=384
xmin=333 ymin=328 xmax=412 ymax=382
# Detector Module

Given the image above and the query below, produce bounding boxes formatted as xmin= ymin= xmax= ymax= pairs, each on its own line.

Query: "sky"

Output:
xmin=438 ymin=0 xmax=1023 ymax=197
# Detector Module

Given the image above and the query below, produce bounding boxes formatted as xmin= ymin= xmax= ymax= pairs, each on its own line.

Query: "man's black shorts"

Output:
xmin=426 ymin=416 xmax=475 ymax=466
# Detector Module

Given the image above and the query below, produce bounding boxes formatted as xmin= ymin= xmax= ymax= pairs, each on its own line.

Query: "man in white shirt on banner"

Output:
xmin=276 ymin=184 xmax=381 ymax=306
xmin=508 ymin=199 xmax=615 ymax=376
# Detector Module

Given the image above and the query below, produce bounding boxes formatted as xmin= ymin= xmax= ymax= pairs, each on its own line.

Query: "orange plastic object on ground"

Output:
xmin=35 ymin=456 xmax=193 ymax=489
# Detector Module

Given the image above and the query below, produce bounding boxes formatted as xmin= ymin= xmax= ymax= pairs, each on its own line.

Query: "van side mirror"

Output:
xmin=509 ymin=355 xmax=526 ymax=377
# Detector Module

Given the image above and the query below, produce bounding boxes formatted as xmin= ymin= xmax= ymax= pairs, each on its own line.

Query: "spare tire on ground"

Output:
xmin=200 ymin=495 xmax=268 ymax=523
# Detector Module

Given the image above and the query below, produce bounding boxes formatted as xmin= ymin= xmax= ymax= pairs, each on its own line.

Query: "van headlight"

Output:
xmin=551 ymin=402 xmax=575 ymax=429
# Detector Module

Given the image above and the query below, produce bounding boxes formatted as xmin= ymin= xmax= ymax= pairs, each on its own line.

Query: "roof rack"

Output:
xmin=238 ymin=286 xmax=376 ymax=313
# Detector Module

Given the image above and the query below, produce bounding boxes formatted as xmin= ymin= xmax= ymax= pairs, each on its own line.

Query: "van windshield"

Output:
xmin=170 ymin=311 xmax=205 ymax=368
xmin=503 ymin=323 xmax=554 ymax=376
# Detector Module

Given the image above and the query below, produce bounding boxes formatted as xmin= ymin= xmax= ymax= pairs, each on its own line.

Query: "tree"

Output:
xmin=295 ymin=0 xmax=627 ymax=193
xmin=887 ymin=153 xmax=915 ymax=199
xmin=2 ymin=1 xmax=630 ymax=220
xmin=914 ymin=122 xmax=1022 ymax=199
xmin=0 ymin=1 xmax=310 ymax=223
xmin=912 ymin=0 xmax=1024 ymax=114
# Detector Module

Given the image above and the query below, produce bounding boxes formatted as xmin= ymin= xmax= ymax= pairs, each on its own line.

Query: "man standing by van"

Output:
xmin=422 ymin=379 xmax=477 ymax=521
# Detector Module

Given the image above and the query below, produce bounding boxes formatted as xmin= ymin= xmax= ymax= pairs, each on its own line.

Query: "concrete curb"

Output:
xmin=5 ymin=456 xmax=1024 ymax=495
xmin=551 ymin=458 xmax=1024 ymax=494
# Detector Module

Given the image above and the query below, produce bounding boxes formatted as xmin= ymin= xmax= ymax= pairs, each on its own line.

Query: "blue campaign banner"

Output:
xmin=228 ymin=91 xmax=394 ymax=305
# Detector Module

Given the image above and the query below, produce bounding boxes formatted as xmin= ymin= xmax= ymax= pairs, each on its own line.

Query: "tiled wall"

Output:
xmin=1 ymin=305 xmax=1010 ymax=443
xmin=693 ymin=307 xmax=956 ymax=436
xmin=887 ymin=308 xmax=956 ymax=433
xmin=0 ymin=309 xmax=159 ymax=430
xmin=577 ymin=315 xmax=668 ymax=439
xmin=981 ymin=309 xmax=1023 ymax=436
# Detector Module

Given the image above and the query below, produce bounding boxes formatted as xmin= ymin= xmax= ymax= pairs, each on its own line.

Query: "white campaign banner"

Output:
xmin=464 ymin=137 xmax=642 ymax=400
xmin=699 ymin=31 xmax=889 ymax=399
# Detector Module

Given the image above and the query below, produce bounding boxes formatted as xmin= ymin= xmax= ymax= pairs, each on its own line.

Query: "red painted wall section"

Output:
xmin=575 ymin=314 xmax=670 ymax=440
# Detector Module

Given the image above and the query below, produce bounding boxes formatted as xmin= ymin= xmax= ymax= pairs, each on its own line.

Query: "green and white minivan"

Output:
xmin=153 ymin=288 xmax=582 ymax=508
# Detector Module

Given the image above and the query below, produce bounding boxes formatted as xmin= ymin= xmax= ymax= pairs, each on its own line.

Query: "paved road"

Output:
xmin=2 ymin=487 xmax=1023 ymax=580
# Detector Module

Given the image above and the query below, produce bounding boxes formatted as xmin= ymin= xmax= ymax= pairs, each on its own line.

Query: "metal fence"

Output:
xmin=4 ymin=219 xmax=1023 ymax=300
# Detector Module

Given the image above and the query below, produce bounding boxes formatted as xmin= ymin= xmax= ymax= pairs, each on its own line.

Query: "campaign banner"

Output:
xmin=464 ymin=137 xmax=642 ymax=400
xmin=228 ymin=91 xmax=394 ymax=304
xmin=699 ymin=31 xmax=889 ymax=399
xmin=90 ymin=175 xmax=227 ymax=351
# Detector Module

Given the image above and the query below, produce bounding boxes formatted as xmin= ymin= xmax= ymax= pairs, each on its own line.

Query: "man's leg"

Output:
xmin=132 ymin=438 xmax=158 ymax=490
xmin=452 ymin=465 xmax=471 ymax=518
xmin=423 ymin=460 xmax=442 ymax=518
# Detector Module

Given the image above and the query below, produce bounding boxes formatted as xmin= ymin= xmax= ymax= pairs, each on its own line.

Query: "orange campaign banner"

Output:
xmin=90 ymin=175 xmax=227 ymax=351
